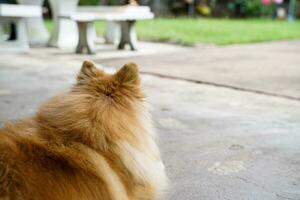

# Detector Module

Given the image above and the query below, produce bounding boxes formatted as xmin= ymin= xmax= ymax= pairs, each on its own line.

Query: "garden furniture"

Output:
xmin=0 ymin=4 xmax=42 ymax=52
xmin=48 ymin=0 xmax=79 ymax=49
xmin=73 ymin=6 xmax=153 ymax=54
xmin=17 ymin=0 xmax=49 ymax=46
xmin=77 ymin=6 xmax=152 ymax=46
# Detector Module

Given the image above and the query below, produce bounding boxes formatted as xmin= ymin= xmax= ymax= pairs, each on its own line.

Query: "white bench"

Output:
xmin=0 ymin=4 xmax=42 ymax=52
xmin=73 ymin=6 xmax=154 ymax=54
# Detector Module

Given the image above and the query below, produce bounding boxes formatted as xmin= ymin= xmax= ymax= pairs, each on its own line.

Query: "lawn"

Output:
xmin=46 ymin=18 xmax=300 ymax=46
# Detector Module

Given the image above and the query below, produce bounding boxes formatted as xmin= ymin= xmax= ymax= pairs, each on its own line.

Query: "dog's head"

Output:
xmin=75 ymin=60 xmax=144 ymax=105
xmin=37 ymin=61 xmax=150 ymax=149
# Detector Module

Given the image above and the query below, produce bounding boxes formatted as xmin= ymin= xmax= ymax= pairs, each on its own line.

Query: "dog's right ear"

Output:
xmin=115 ymin=62 xmax=140 ymax=85
xmin=77 ymin=60 xmax=104 ymax=81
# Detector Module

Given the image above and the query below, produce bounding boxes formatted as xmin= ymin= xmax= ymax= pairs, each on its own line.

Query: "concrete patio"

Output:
xmin=0 ymin=40 xmax=300 ymax=200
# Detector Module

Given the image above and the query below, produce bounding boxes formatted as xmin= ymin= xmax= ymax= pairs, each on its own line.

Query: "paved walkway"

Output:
xmin=0 ymin=40 xmax=300 ymax=200
xmin=100 ymin=40 xmax=300 ymax=100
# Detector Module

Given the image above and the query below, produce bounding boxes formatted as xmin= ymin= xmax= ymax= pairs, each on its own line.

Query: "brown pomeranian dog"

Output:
xmin=0 ymin=61 xmax=167 ymax=200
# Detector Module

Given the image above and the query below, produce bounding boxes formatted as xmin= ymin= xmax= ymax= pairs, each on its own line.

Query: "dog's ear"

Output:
xmin=115 ymin=62 xmax=140 ymax=85
xmin=77 ymin=60 xmax=104 ymax=81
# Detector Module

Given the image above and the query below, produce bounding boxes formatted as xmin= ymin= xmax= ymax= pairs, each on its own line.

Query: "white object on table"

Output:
xmin=48 ymin=0 xmax=79 ymax=49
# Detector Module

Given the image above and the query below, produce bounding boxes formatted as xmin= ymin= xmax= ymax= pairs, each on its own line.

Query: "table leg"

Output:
xmin=118 ymin=20 xmax=138 ymax=51
xmin=76 ymin=21 xmax=95 ymax=54
xmin=15 ymin=18 xmax=29 ymax=50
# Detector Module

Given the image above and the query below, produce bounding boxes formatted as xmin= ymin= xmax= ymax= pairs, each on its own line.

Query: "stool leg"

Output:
xmin=118 ymin=20 xmax=138 ymax=51
xmin=15 ymin=18 xmax=29 ymax=51
xmin=0 ymin=18 xmax=29 ymax=53
xmin=0 ymin=22 xmax=9 ymax=41
xmin=105 ymin=21 xmax=121 ymax=45
xmin=76 ymin=21 xmax=95 ymax=54
xmin=48 ymin=0 xmax=79 ymax=49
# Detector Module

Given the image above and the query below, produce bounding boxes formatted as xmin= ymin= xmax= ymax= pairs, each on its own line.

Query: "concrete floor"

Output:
xmin=0 ymin=40 xmax=300 ymax=200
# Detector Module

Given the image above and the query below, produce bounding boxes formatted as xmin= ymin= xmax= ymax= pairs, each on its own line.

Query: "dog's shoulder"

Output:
xmin=0 ymin=121 xmax=29 ymax=198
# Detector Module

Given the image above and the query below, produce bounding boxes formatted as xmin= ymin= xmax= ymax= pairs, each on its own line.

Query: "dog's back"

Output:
xmin=0 ymin=120 xmax=112 ymax=200
xmin=0 ymin=61 xmax=167 ymax=200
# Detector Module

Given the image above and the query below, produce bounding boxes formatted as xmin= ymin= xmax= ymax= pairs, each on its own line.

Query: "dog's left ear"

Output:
xmin=115 ymin=62 xmax=140 ymax=85
xmin=77 ymin=60 xmax=104 ymax=81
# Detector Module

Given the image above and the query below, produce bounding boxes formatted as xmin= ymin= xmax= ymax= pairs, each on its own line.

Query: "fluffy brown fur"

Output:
xmin=0 ymin=61 xmax=167 ymax=200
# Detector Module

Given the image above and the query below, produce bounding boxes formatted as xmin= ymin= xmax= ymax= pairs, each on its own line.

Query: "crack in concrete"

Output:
xmin=276 ymin=193 xmax=298 ymax=200
xmin=141 ymin=72 xmax=300 ymax=102
xmin=235 ymin=176 xmax=298 ymax=200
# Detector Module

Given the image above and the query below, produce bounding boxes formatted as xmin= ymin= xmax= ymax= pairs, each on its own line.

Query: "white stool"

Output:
xmin=48 ymin=0 xmax=79 ymax=49
xmin=0 ymin=4 xmax=42 ymax=53
xmin=17 ymin=0 xmax=49 ymax=46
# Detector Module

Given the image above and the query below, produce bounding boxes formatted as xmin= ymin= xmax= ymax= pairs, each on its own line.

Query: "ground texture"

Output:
xmin=0 ymin=40 xmax=300 ymax=200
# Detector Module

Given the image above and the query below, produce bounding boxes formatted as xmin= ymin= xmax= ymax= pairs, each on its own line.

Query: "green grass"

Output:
xmin=46 ymin=18 xmax=300 ymax=46
xmin=45 ymin=20 xmax=52 ymax=34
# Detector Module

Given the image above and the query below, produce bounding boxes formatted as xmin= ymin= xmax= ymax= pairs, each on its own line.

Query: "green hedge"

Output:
xmin=79 ymin=0 xmax=126 ymax=5
xmin=227 ymin=0 xmax=275 ymax=18
xmin=79 ymin=0 xmax=100 ymax=5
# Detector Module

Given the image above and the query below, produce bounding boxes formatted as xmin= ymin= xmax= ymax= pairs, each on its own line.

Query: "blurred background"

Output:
xmin=0 ymin=0 xmax=300 ymax=200
xmin=1 ymin=0 xmax=300 ymax=46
